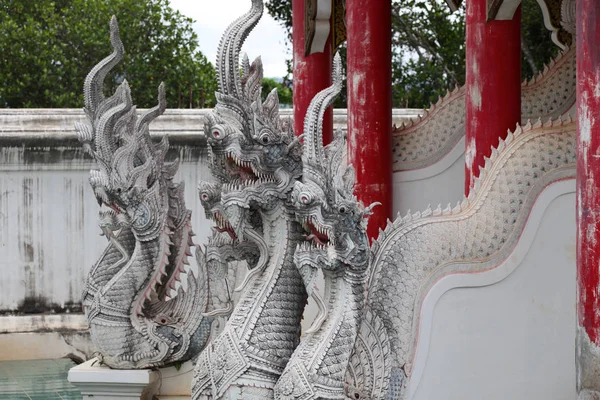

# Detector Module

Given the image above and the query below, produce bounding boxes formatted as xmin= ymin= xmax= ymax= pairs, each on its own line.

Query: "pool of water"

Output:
xmin=0 ymin=359 xmax=81 ymax=399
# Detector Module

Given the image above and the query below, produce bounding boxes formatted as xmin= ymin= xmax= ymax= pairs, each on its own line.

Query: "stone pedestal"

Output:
xmin=68 ymin=358 xmax=159 ymax=400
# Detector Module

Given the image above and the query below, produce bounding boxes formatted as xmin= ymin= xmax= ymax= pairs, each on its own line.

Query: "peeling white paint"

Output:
xmin=465 ymin=137 xmax=477 ymax=172
xmin=587 ymin=223 xmax=597 ymax=247
xmin=580 ymin=98 xmax=593 ymax=145
xmin=577 ymin=325 xmax=600 ymax=396
xmin=475 ymin=26 xmax=483 ymax=44
xmin=594 ymin=68 xmax=600 ymax=99
xmin=470 ymin=82 xmax=482 ymax=111
xmin=351 ymin=72 xmax=366 ymax=107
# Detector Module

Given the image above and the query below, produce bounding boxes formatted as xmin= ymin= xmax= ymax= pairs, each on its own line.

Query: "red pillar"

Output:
xmin=346 ymin=0 xmax=392 ymax=241
xmin=292 ymin=0 xmax=333 ymax=144
xmin=576 ymin=1 xmax=600 ymax=397
xmin=464 ymin=1 xmax=521 ymax=194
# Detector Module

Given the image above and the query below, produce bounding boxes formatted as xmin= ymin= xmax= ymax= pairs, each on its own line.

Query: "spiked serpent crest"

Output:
xmin=77 ymin=17 xmax=212 ymax=369
xmin=392 ymin=46 xmax=576 ymax=172
xmin=272 ymin=54 xmax=379 ymax=400
xmin=77 ymin=3 xmax=577 ymax=399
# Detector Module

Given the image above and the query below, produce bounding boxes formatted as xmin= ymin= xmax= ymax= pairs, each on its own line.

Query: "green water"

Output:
xmin=0 ymin=359 xmax=81 ymax=400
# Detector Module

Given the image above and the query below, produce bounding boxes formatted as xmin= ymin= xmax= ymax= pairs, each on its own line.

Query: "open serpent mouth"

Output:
xmin=299 ymin=216 xmax=334 ymax=249
xmin=100 ymin=202 xmax=122 ymax=214
xmin=222 ymin=151 xmax=279 ymax=191
xmin=98 ymin=203 xmax=129 ymax=230
xmin=213 ymin=211 xmax=237 ymax=240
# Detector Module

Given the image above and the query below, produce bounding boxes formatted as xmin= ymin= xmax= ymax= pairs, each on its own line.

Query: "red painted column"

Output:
xmin=464 ymin=1 xmax=521 ymax=194
xmin=576 ymin=1 xmax=600 ymax=397
xmin=292 ymin=0 xmax=333 ymax=144
xmin=346 ymin=0 xmax=392 ymax=240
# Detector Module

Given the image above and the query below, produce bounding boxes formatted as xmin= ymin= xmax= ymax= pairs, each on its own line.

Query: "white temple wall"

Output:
xmin=0 ymin=145 xmax=213 ymax=312
xmin=409 ymin=181 xmax=576 ymax=400
xmin=393 ymin=136 xmax=465 ymax=217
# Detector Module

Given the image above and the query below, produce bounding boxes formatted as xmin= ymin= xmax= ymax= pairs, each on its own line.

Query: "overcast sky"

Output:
xmin=170 ymin=0 xmax=290 ymax=78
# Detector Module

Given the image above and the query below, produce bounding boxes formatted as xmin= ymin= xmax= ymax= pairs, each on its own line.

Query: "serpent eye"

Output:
xmin=260 ymin=133 xmax=270 ymax=144
xmin=338 ymin=205 xmax=347 ymax=214
xmin=155 ymin=313 xmax=171 ymax=325
xmin=201 ymin=192 xmax=209 ymax=201
xmin=300 ymin=192 xmax=313 ymax=205
xmin=211 ymin=126 xmax=227 ymax=140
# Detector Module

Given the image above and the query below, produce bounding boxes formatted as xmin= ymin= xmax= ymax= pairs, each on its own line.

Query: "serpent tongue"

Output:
xmin=305 ymin=233 xmax=326 ymax=246
xmin=103 ymin=202 xmax=121 ymax=214
xmin=216 ymin=226 xmax=237 ymax=240
xmin=303 ymin=221 xmax=329 ymax=246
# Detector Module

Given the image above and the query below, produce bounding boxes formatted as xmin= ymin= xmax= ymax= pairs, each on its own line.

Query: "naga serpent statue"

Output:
xmin=192 ymin=0 xmax=311 ymax=397
xmin=191 ymin=1 xmax=423 ymax=398
xmin=274 ymin=58 xmax=380 ymax=399
xmin=78 ymin=17 xmax=212 ymax=369
xmin=79 ymin=1 xmax=573 ymax=399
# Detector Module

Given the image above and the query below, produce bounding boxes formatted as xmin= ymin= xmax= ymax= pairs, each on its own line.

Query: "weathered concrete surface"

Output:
xmin=0 ymin=108 xmax=418 ymax=313
xmin=0 ymin=132 xmax=212 ymax=312
xmin=0 ymin=331 xmax=93 ymax=361
xmin=0 ymin=314 xmax=87 ymax=333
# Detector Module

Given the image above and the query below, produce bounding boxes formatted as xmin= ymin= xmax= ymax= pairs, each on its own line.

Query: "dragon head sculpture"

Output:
xmin=198 ymin=181 xmax=237 ymax=240
xmin=197 ymin=180 xmax=260 ymax=320
xmin=200 ymin=0 xmax=302 ymax=239
xmin=293 ymin=54 xmax=375 ymax=277
xmin=77 ymin=17 xmax=211 ymax=369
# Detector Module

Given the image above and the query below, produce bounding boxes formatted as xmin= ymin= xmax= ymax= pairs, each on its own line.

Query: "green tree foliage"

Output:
xmin=265 ymin=0 xmax=558 ymax=109
xmin=262 ymin=77 xmax=293 ymax=107
xmin=0 ymin=0 xmax=217 ymax=108
xmin=392 ymin=0 xmax=466 ymax=108
xmin=520 ymin=0 xmax=560 ymax=78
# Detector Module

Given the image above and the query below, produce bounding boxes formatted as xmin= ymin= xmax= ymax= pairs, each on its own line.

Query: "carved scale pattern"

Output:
xmin=520 ymin=46 xmax=576 ymax=119
xmin=272 ymin=55 xmax=375 ymax=400
xmin=368 ymin=113 xmax=576 ymax=393
xmin=79 ymin=17 xmax=211 ymax=369
xmin=192 ymin=0 xmax=309 ymax=396
xmin=391 ymin=46 xmax=576 ymax=171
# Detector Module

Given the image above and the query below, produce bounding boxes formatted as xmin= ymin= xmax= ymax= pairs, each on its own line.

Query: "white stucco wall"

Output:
xmin=410 ymin=182 xmax=576 ymax=399
xmin=393 ymin=137 xmax=465 ymax=217
xmin=0 ymin=137 xmax=213 ymax=313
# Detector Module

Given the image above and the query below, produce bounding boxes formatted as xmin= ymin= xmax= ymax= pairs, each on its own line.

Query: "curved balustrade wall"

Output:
xmin=391 ymin=47 xmax=577 ymax=216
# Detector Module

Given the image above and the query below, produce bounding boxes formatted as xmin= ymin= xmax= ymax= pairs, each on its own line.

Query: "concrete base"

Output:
xmin=68 ymin=358 xmax=158 ymax=400
xmin=155 ymin=360 xmax=193 ymax=397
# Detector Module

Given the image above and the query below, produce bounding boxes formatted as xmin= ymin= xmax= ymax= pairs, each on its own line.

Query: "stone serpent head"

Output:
xmin=201 ymin=0 xmax=302 ymax=238
xmin=76 ymin=17 xmax=168 ymax=242
xmin=77 ymin=16 xmax=210 ymax=369
xmin=293 ymin=54 xmax=377 ymax=272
